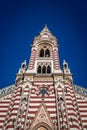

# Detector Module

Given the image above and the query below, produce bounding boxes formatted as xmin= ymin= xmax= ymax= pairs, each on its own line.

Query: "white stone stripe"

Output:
xmin=7 ymin=128 xmax=14 ymax=130
xmin=0 ymin=113 xmax=7 ymax=115
xmin=0 ymin=108 xmax=8 ymax=110
xmin=29 ymin=98 xmax=41 ymax=101
xmin=0 ymin=123 xmax=3 ymax=125
xmin=68 ymin=110 xmax=77 ymax=114
xmin=49 ymin=94 xmax=55 ymax=96
xmin=78 ymin=104 xmax=87 ymax=107
xmin=15 ymin=100 xmax=20 ymax=103
xmin=69 ymin=115 xmax=78 ymax=120
xmin=66 ymin=100 xmax=73 ymax=103
xmin=50 ymin=114 xmax=56 ymax=117
xmin=46 ymin=103 xmax=56 ymax=106
xmin=65 ymin=96 xmax=73 ymax=99
xmin=70 ymin=128 xmax=78 ymax=130
xmin=34 ymin=83 xmax=53 ymax=85
xmin=13 ymin=106 xmax=19 ymax=108
xmin=73 ymin=121 xmax=79 ymax=126
xmin=78 ymin=104 xmax=87 ymax=106
xmin=11 ymin=110 xmax=18 ymax=113
xmin=0 ymin=104 xmax=9 ymax=106
xmin=24 ymin=88 xmax=29 ymax=90
xmin=23 ymin=93 xmax=29 ymax=95
xmin=28 ymin=114 xmax=35 ymax=117
xmin=29 ymin=108 xmax=38 ymax=111
xmin=0 ymin=100 xmax=11 ymax=102
xmin=80 ymin=112 xmax=87 ymax=115
xmin=58 ymin=92 xmax=63 ymax=95
xmin=30 ymin=94 xmax=55 ymax=97
xmin=81 ymin=117 xmax=87 ymax=120
xmin=15 ymin=96 xmax=21 ymax=99
xmin=30 ymin=94 xmax=37 ymax=96
xmin=8 ymin=115 xmax=16 ymax=118
xmin=77 ymin=100 xmax=84 ymax=102
xmin=29 ymin=103 xmax=56 ymax=106
xmin=50 ymin=86 xmax=54 ymax=89
xmin=44 ymin=98 xmax=55 ymax=101
xmin=29 ymin=103 xmax=40 ymax=106
xmin=47 ymin=108 xmax=56 ymax=111
xmin=0 ymin=117 xmax=5 ymax=120
xmin=82 ymin=122 xmax=87 ymax=125
xmin=67 ymin=105 xmax=75 ymax=108
xmin=65 ymin=100 xmax=73 ymax=103
xmin=5 ymin=99 xmax=11 ymax=100
xmin=29 ymin=99 xmax=55 ymax=102
xmin=79 ymin=108 xmax=87 ymax=110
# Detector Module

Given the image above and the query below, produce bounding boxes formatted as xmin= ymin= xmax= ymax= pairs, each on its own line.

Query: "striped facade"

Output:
xmin=0 ymin=25 xmax=87 ymax=130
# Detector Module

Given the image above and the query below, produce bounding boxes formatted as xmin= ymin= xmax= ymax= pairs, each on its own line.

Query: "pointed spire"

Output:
xmin=33 ymin=25 xmax=58 ymax=46
xmin=40 ymin=24 xmax=51 ymax=34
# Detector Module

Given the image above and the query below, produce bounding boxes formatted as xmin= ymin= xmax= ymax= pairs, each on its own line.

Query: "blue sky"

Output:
xmin=0 ymin=0 xmax=87 ymax=89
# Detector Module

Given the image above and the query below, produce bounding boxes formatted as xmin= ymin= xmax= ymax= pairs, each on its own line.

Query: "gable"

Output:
xmin=29 ymin=102 xmax=54 ymax=130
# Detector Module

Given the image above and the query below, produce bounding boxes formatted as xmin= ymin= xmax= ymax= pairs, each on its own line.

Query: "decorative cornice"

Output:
xmin=0 ymin=84 xmax=15 ymax=97
xmin=74 ymin=85 xmax=87 ymax=97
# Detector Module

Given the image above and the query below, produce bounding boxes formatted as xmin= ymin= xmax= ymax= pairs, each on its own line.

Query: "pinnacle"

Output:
xmin=40 ymin=24 xmax=51 ymax=34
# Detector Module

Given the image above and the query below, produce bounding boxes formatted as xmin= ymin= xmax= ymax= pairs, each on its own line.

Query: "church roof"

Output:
xmin=0 ymin=84 xmax=14 ymax=97
xmin=0 ymin=84 xmax=87 ymax=98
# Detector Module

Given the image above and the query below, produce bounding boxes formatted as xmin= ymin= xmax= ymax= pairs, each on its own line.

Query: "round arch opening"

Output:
xmin=33 ymin=122 xmax=53 ymax=130
xmin=36 ymin=126 xmax=48 ymax=130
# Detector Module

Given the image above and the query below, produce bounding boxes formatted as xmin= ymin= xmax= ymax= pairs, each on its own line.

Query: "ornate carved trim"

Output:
xmin=29 ymin=102 xmax=54 ymax=130
xmin=33 ymin=122 xmax=53 ymax=130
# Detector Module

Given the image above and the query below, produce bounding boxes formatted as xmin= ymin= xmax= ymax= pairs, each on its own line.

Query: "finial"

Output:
xmin=45 ymin=24 xmax=47 ymax=28
xmin=40 ymin=24 xmax=50 ymax=33
xmin=63 ymin=59 xmax=68 ymax=69
xmin=21 ymin=60 xmax=27 ymax=69
xmin=63 ymin=59 xmax=66 ymax=64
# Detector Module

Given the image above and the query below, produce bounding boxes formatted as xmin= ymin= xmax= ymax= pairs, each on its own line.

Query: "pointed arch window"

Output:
xmin=37 ymin=66 xmax=41 ymax=73
xmin=37 ymin=126 xmax=48 ymax=130
xmin=47 ymin=66 xmax=51 ymax=73
xmin=45 ymin=49 xmax=50 ymax=57
xmin=64 ymin=64 xmax=67 ymax=69
xmin=40 ymin=49 xmax=44 ymax=57
xmin=42 ymin=65 xmax=46 ymax=73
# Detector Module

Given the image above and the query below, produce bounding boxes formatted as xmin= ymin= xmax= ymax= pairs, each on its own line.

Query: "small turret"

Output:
xmin=63 ymin=60 xmax=70 ymax=74
xmin=15 ymin=60 xmax=27 ymax=86
xmin=18 ymin=60 xmax=27 ymax=74
xmin=63 ymin=60 xmax=73 ymax=84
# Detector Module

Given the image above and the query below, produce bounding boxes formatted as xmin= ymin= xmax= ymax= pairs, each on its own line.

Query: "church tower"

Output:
xmin=0 ymin=25 xmax=87 ymax=130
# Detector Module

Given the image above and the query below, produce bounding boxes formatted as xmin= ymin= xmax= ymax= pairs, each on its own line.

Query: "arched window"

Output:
xmin=37 ymin=66 xmax=41 ymax=73
xmin=45 ymin=49 xmax=50 ymax=57
xmin=42 ymin=65 xmax=46 ymax=73
xmin=64 ymin=64 xmax=67 ymax=69
xmin=37 ymin=126 xmax=48 ymax=130
xmin=47 ymin=66 xmax=51 ymax=73
xmin=40 ymin=49 xmax=44 ymax=57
